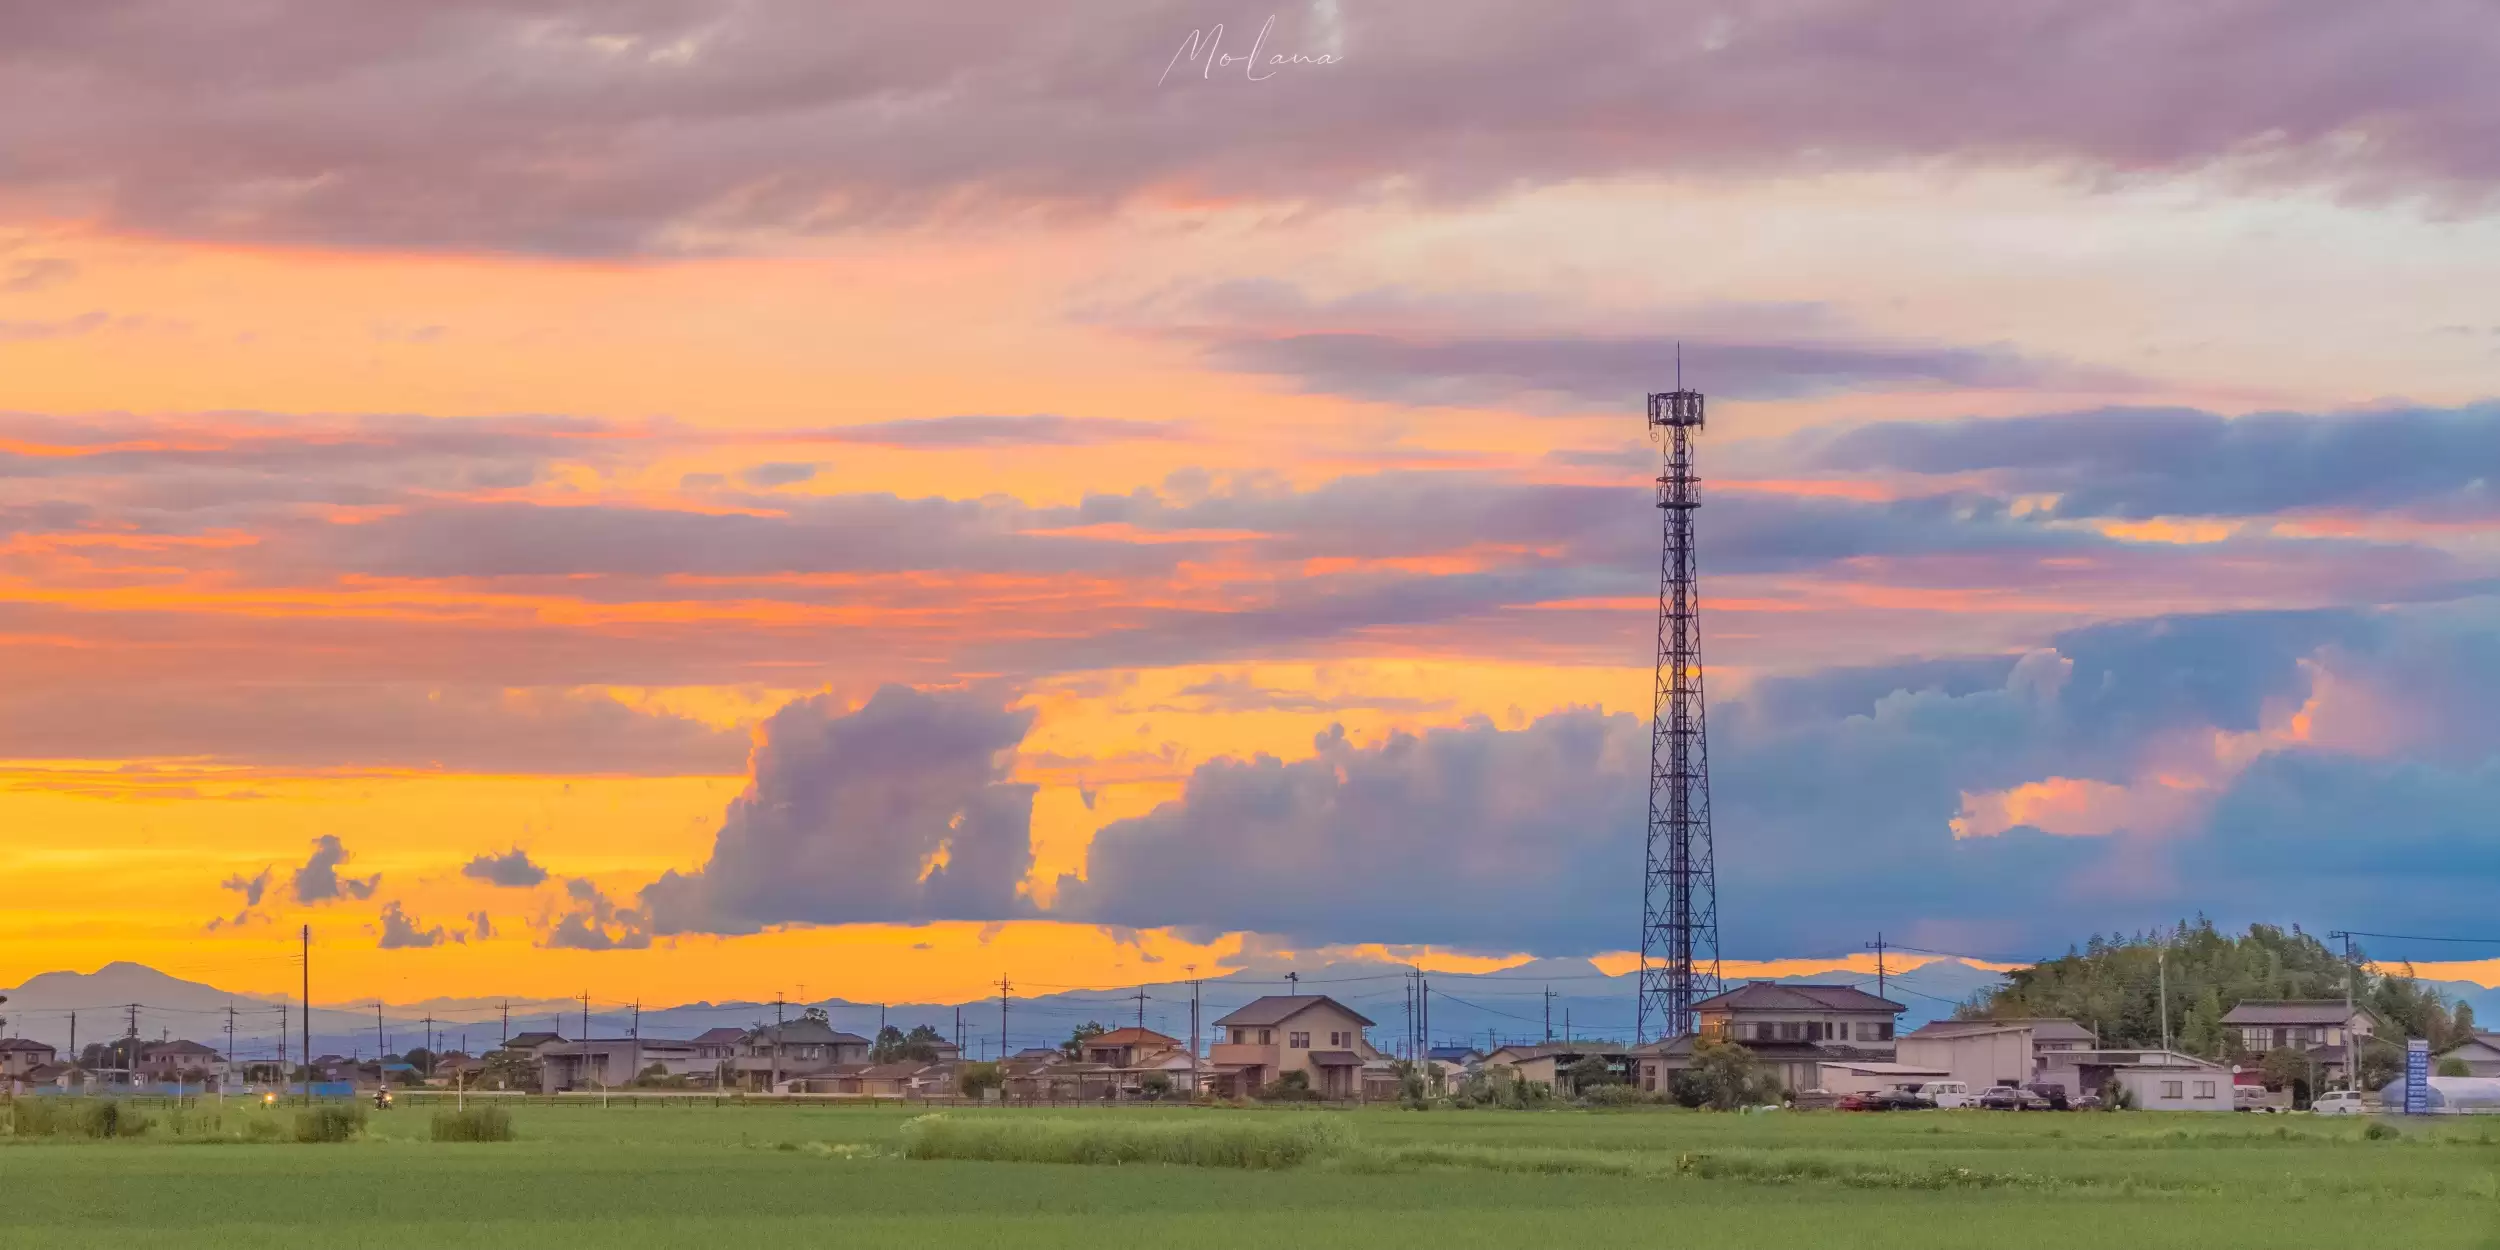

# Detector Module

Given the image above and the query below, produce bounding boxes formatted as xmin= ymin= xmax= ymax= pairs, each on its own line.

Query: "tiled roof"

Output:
xmin=1693 ymin=982 xmax=1904 ymax=1014
xmin=1212 ymin=995 xmax=1377 ymax=1028
xmin=690 ymin=1027 xmax=748 ymax=1045
xmin=2220 ymin=1001 xmax=2364 ymax=1025
xmin=0 ymin=1038 xmax=56 ymax=1052
xmin=1087 ymin=1027 xmax=1178 ymax=1047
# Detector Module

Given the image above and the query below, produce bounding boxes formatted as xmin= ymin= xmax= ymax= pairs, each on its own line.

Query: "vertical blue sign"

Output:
xmin=2402 ymin=1038 xmax=2430 ymax=1115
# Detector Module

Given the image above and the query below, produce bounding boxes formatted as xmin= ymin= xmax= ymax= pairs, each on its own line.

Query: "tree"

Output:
xmin=1562 ymin=1054 xmax=1618 ymax=1092
xmin=2437 ymin=1056 xmax=2472 ymax=1078
xmin=1138 ymin=1071 xmax=1173 ymax=1100
xmin=402 ymin=1046 xmax=435 ymax=1077
xmin=800 ymin=1006 xmax=830 ymax=1025
xmin=873 ymin=1024 xmax=947 ymax=1063
xmin=2258 ymin=1047 xmax=2311 ymax=1094
xmin=1060 ymin=1021 xmax=1107 ymax=1061
xmin=1673 ymin=1037 xmax=1780 ymax=1110
xmin=477 ymin=1049 xmax=541 ymax=1092
xmin=2354 ymin=1038 xmax=2404 ymax=1092
xmin=958 ymin=1062 xmax=1003 ymax=1098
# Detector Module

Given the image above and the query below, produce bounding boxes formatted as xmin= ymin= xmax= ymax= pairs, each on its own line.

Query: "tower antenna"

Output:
xmin=1636 ymin=370 xmax=1722 ymax=1042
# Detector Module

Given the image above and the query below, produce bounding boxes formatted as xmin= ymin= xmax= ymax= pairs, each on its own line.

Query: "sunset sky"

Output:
xmin=3 ymin=0 xmax=2497 ymax=1008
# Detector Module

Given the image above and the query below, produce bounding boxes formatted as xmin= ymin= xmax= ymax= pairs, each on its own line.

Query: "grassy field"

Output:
xmin=3 ymin=1099 xmax=2496 ymax=1248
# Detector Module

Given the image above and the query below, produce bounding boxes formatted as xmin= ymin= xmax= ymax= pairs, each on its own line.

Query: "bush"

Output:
xmin=7 ymin=1099 xmax=154 ymax=1139
xmin=1577 ymin=1084 xmax=1669 ymax=1108
xmin=2362 ymin=1121 xmax=2399 ymax=1141
xmin=294 ymin=1104 xmax=367 ymax=1143
xmin=899 ymin=1113 xmax=1353 ymax=1169
xmin=430 ymin=1106 xmax=514 ymax=1142
xmin=957 ymin=1062 xmax=1003 ymax=1098
xmin=1256 ymin=1070 xmax=1322 ymax=1102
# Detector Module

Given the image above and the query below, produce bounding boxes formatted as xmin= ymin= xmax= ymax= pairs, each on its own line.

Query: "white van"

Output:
xmin=1919 ymin=1080 xmax=1975 ymax=1109
xmin=2312 ymin=1090 xmax=2366 ymax=1115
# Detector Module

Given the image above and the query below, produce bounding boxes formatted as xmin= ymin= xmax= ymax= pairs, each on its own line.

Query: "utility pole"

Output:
xmin=998 ymin=976 xmax=1011 ymax=1060
xmin=1564 ymin=1007 xmax=1572 ymax=1046
xmin=630 ymin=1001 xmax=642 ymax=1088
xmin=1420 ymin=975 xmax=1429 ymax=1054
xmin=1188 ymin=975 xmax=1203 ymax=1097
xmin=954 ymin=1006 xmax=964 ymax=1058
xmin=1402 ymin=977 xmax=1414 ymax=1061
xmin=422 ymin=1014 xmax=437 ymax=1075
xmin=2331 ymin=930 xmax=2357 ymax=1090
xmin=1866 ymin=933 xmax=1890 ymax=1001
xmin=1285 ymin=971 xmax=1299 ymax=996
xmin=770 ymin=992 xmax=785 ymax=1092
xmin=500 ymin=1000 xmax=510 ymax=1047
xmin=300 ymin=924 xmax=311 ymax=1105
xmin=1544 ymin=987 xmax=1556 ymax=1042
xmin=1132 ymin=986 xmax=1150 ymax=1032
xmin=223 ymin=1004 xmax=235 ymax=1105
xmin=2157 ymin=947 xmax=2172 ymax=1056
xmin=68 ymin=1011 xmax=77 ymax=1071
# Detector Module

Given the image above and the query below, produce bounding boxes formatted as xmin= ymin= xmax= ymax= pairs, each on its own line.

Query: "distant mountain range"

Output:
xmin=0 ymin=955 xmax=2068 ymax=1061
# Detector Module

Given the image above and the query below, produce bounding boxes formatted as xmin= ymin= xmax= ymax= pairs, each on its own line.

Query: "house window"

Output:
xmin=1288 ymin=1032 xmax=1309 ymax=1049
xmin=2194 ymin=1081 xmax=2216 ymax=1099
xmin=2161 ymin=1081 xmax=2184 ymax=1100
xmin=1259 ymin=1029 xmax=1273 ymax=1045
xmin=1778 ymin=1022 xmax=1804 ymax=1041
xmin=1878 ymin=1023 xmax=1894 ymax=1042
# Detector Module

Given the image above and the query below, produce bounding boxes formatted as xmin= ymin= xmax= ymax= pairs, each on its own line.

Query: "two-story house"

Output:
xmin=2221 ymin=1001 xmax=2379 ymax=1086
xmin=1208 ymin=995 xmax=1379 ymax=1099
xmin=135 ymin=1039 xmax=224 ymax=1084
xmin=734 ymin=1018 xmax=872 ymax=1091
xmin=1630 ymin=982 xmax=1906 ymax=1094
xmin=0 ymin=1037 xmax=59 ymax=1079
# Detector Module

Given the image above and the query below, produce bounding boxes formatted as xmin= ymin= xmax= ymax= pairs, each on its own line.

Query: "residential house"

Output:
xmin=1482 ymin=1042 xmax=1636 ymax=1092
xmin=539 ymin=1037 xmax=705 ymax=1091
xmin=135 ymin=1039 xmax=224 ymax=1084
xmin=2108 ymin=1053 xmax=2233 ymax=1110
xmin=733 ymin=1019 xmax=873 ymax=1091
xmin=1207 ymin=995 xmax=1381 ymax=1099
xmin=2221 ymin=1001 xmax=2379 ymax=1088
xmin=1899 ymin=1018 xmax=2099 ymax=1093
xmin=1630 ymin=982 xmax=1907 ymax=1094
xmin=1082 ymin=1027 xmax=1178 ymax=1068
xmin=857 ymin=1061 xmax=948 ymax=1098
xmin=2435 ymin=1033 xmax=2500 ymax=1078
xmin=503 ymin=1031 xmax=566 ymax=1055
xmin=0 ymin=1037 xmax=59 ymax=1078
xmin=1001 ymin=1054 xmax=1118 ymax=1101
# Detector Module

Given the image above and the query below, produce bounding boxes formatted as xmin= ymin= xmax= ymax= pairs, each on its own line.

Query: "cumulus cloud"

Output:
xmin=6 ymin=1 xmax=2497 ymax=252
xmin=543 ymin=879 xmax=652 ymax=950
xmin=1059 ymin=601 xmax=2500 ymax=955
xmin=462 ymin=848 xmax=551 ymax=888
xmin=641 ymin=685 xmax=1039 ymax=932
xmin=377 ymin=900 xmax=451 ymax=948
xmin=292 ymin=835 xmax=380 ymax=903
xmin=468 ymin=910 xmax=497 ymax=940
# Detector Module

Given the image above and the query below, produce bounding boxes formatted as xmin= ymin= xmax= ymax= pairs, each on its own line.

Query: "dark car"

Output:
xmin=1865 ymin=1089 xmax=1935 ymax=1111
xmin=2024 ymin=1084 xmax=2071 ymax=1111
xmin=1976 ymin=1085 xmax=2028 ymax=1110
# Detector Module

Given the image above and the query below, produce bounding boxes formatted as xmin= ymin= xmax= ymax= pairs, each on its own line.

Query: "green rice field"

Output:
xmin=3 ymin=1099 xmax=2496 ymax=1248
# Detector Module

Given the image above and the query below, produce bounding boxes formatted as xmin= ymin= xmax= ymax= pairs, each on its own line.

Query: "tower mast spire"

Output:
xmin=1637 ymin=373 xmax=1721 ymax=1042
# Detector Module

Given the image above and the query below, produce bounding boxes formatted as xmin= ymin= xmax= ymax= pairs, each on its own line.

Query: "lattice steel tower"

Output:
xmin=1636 ymin=373 xmax=1722 ymax=1042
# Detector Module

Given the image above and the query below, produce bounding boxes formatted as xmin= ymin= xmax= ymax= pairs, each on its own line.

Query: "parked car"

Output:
xmin=2313 ymin=1090 xmax=2367 ymax=1116
xmin=1976 ymin=1085 xmax=2029 ymax=1110
xmin=2024 ymin=1083 xmax=2071 ymax=1111
xmin=1836 ymin=1091 xmax=1875 ymax=1111
xmin=1919 ymin=1080 xmax=1976 ymax=1109
xmin=1865 ymin=1089 xmax=1935 ymax=1111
